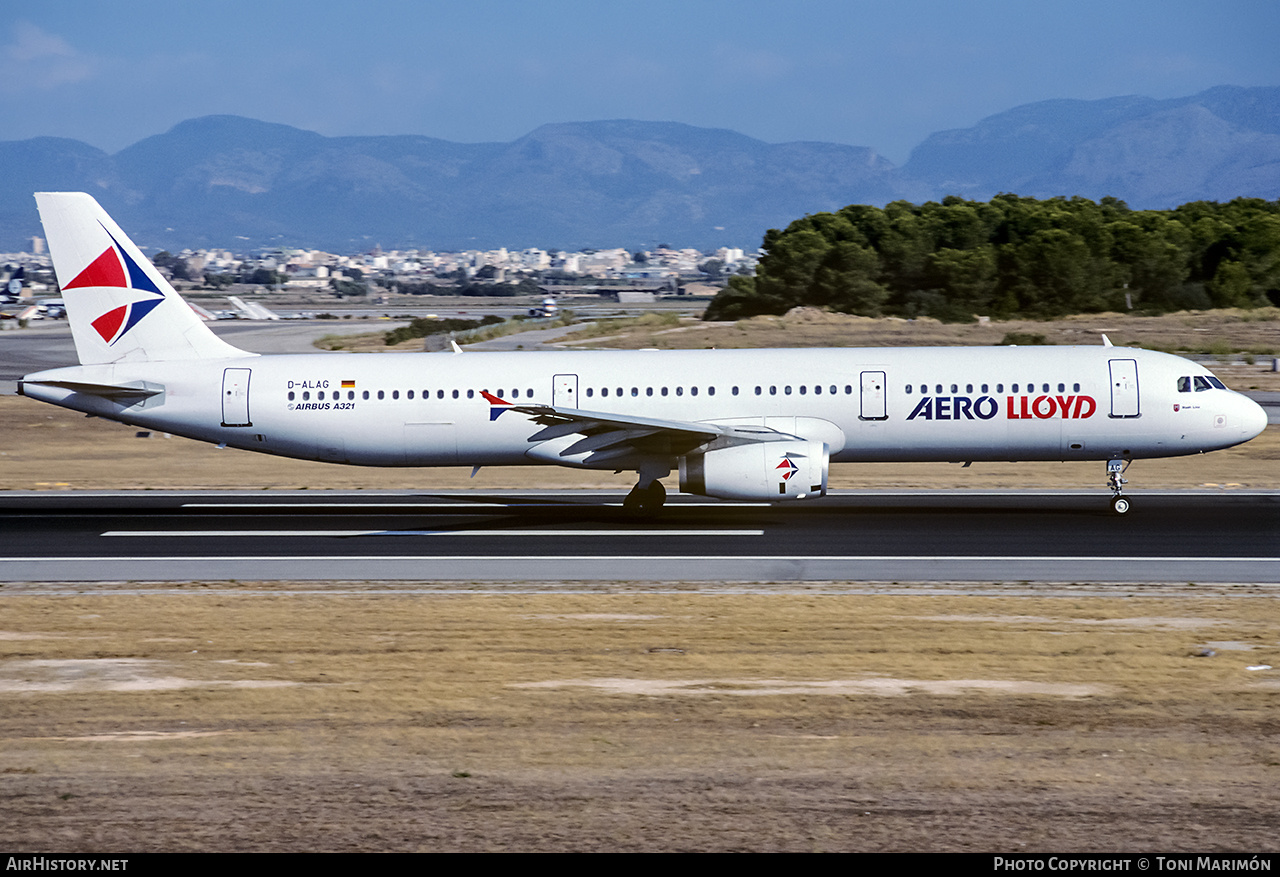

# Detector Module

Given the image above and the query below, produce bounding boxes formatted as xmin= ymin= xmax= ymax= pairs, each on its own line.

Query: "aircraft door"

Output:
xmin=553 ymin=374 xmax=578 ymax=408
xmin=221 ymin=367 xmax=252 ymax=427
xmin=1108 ymin=359 xmax=1140 ymax=418
xmin=859 ymin=370 xmax=887 ymax=420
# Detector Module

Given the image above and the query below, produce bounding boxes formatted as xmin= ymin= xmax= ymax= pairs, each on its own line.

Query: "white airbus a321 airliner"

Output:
xmin=18 ymin=193 xmax=1270 ymax=514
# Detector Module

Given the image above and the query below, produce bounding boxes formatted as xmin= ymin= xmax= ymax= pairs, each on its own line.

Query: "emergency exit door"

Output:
xmin=221 ymin=368 xmax=252 ymax=427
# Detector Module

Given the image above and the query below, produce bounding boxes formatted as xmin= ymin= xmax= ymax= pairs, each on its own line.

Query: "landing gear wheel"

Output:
xmin=1106 ymin=459 xmax=1131 ymax=516
xmin=645 ymin=481 xmax=666 ymax=510
xmin=623 ymin=481 xmax=666 ymax=515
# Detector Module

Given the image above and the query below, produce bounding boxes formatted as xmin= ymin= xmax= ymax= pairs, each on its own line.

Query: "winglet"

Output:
xmin=451 ymin=339 xmax=463 ymax=354
xmin=1101 ymin=333 xmax=1113 ymax=347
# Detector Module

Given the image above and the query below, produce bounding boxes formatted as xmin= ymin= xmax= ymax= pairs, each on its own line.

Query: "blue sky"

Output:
xmin=3 ymin=0 xmax=1277 ymax=164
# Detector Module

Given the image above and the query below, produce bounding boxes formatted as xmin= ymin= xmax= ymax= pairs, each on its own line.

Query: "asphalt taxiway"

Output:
xmin=2 ymin=490 xmax=1277 ymax=584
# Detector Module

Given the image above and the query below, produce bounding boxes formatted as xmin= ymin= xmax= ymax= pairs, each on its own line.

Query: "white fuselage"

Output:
xmin=20 ymin=344 xmax=1268 ymax=469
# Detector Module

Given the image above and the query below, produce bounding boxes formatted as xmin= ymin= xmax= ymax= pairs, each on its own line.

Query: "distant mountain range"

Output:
xmin=2 ymin=85 xmax=1277 ymax=253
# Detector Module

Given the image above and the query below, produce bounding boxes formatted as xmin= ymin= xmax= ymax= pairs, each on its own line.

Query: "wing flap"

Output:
xmin=502 ymin=401 xmax=803 ymax=465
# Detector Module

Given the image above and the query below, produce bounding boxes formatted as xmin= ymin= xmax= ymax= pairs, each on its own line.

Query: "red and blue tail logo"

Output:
xmin=64 ymin=224 xmax=165 ymax=345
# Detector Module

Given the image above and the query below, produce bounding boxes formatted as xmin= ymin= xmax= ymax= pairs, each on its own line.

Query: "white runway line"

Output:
xmin=19 ymin=553 xmax=1279 ymax=562
xmin=179 ymin=502 xmax=772 ymax=509
xmin=101 ymin=529 xmax=766 ymax=537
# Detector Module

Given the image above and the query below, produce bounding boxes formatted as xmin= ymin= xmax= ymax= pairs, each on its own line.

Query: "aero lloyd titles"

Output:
xmin=907 ymin=393 xmax=1098 ymax=421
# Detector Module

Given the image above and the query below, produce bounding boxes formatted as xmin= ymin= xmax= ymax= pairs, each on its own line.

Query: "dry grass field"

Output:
xmin=2 ymin=586 xmax=1278 ymax=852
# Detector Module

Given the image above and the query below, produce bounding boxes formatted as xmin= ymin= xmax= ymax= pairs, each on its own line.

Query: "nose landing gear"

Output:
xmin=1107 ymin=459 xmax=1131 ymax=515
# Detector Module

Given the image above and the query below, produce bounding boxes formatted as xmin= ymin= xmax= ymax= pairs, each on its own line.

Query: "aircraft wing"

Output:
xmin=484 ymin=391 xmax=802 ymax=462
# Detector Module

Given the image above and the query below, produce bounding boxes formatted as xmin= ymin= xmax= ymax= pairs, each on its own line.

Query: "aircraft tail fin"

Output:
xmin=34 ymin=192 xmax=251 ymax=364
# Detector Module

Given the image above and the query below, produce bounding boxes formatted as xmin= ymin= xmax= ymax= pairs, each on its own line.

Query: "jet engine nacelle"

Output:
xmin=679 ymin=440 xmax=829 ymax=501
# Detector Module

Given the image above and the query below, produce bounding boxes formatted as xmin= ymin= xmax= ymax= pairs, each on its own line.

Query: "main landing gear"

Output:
xmin=1107 ymin=459 xmax=1131 ymax=515
xmin=623 ymin=462 xmax=670 ymax=515
xmin=623 ymin=480 xmax=667 ymax=514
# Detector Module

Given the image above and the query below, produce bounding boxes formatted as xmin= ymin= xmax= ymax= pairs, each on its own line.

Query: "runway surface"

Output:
xmin=2 ymin=490 xmax=1277 ymax=584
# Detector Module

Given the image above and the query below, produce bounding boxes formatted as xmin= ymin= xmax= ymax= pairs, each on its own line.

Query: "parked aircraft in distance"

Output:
xmin=18 ymin=193 xmax=1269 ymax=514
xmin=226 ymin=295 xmax=281 ymax=321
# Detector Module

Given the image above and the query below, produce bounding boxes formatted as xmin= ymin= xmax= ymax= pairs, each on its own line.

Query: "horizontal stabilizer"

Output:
xmin=21 ymin=378 xmax=162 ymax=400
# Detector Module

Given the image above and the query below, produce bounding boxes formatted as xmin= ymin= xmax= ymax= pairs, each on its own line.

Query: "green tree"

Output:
xmin=807 ymin=241 xmax=887 ymax=315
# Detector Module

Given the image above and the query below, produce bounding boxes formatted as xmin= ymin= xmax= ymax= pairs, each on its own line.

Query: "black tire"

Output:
xmin=1110 ymin=495 xmax=1131 ymax=515
xmin=645 ymin=481 xmax=667 ymax=509
xmin=623 ymin=482 xmax=666 ymax=516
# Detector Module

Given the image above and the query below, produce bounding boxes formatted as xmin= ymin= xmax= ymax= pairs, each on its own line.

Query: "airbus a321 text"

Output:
xmin=18 ymin=193 xmax=1269 ymax=515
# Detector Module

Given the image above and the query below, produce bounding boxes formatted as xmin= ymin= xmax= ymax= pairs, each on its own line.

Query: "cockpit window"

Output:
xmin=1193 ymin=376 xmax=1214 ymax=392
xmin=1177 ymin=376 xmax=1191 ymax=393
xmin=1208 ymin=376 xmax=1226 ymax=390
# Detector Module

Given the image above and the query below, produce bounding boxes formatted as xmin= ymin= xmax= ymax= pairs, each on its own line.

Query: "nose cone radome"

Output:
xmin=1241 ymin=395 xmax=1269 ymax=441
